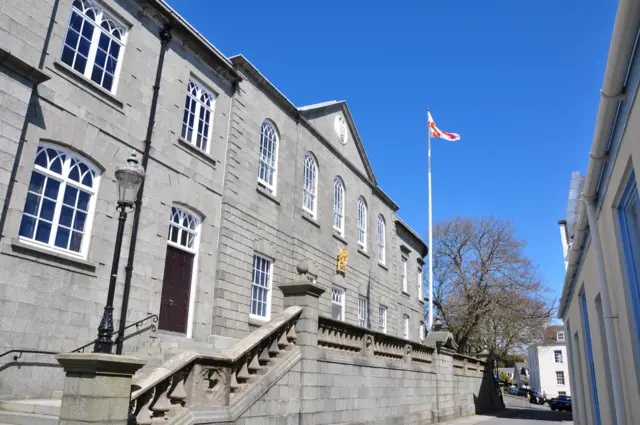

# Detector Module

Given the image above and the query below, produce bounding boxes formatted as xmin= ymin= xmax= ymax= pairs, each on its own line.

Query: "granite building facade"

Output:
xmin=0 ymin=0 xmax=427 ymax=401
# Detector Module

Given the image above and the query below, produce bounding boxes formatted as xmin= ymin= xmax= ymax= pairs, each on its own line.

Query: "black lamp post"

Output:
xmin=94 ymin=152 xmax=145 ymax=354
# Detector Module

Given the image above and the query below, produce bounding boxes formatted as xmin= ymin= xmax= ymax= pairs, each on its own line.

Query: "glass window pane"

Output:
xmin=35 ymin=221 xmax=52 ymax=243
xmin=91 ymin=67 xmax=103 ymax=85
xmin=40 ymin=199 xmax=56 ymax=221
xmin=70 ymin=12 xmax=83 ymax=31
xmin=77 ymin=191 xmax=90 ymax=211
xmin=54 ymin=227 xmax=70 ymax=249
xmin=23 ymin=193 xmax=40 ymax=216
xmin=78 ymin=35 xmax=91 ymax=56
xmin=69 ymin=231 xmax=83 ymax=252
xmin=44 ymin=178 xmax=60 ymax=199
xmin=94 ymin=48 xmax=107 ymax=68
xmin=63 ymin=186 xmax=78 ymax=206
xmin=29 ymin=172 xmax=45 ymax=194
xmin=61 ymin=46 xmax=75 ymax=67
xmin=110 ymin=42 xmax=120 ymax=58
xmin=98 ymin=33 xmax=110 ymax=51
xmin=81 ymin=20 xmax=94 ymax=40
xmin=74 ymin=211 xmax=86 ymax=231
xmin=102 ymin=73 xmax=113 ymax=91
xmin=59 ymin=205 xmax=74 ymax=228
xmin=73 ymin=55 xmax=87 ymax=73
xmin=65 ymin=30 xmax=79 ymax=50
xmin=19 ymin=216 xmax=36 ymax=238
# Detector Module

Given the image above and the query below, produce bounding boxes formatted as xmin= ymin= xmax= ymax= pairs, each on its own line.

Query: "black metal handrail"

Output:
xmin=0 ymin=314 xmax=158 ymax=362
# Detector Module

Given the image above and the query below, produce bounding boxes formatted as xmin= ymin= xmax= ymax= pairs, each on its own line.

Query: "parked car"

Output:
xmin=550 ymin=395 xmax=572 ymax=411
xmin=516 ymin=388 xmax=545 ymax=404
xmin=507 ymin=387 xmax=518 ymax=395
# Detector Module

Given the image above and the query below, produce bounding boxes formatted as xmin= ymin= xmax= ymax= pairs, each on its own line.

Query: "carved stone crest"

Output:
xmin=337 ymin=248 xmax=348 ymax=274
xmin=193 ymin=366 xmax=226 ymax=405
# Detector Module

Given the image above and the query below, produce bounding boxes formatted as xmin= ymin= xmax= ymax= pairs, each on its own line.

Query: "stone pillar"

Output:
xmin=56 ymin=353 xmax=145 ymax=425
xmin=278 ymin=261 xmax=325 ymax=425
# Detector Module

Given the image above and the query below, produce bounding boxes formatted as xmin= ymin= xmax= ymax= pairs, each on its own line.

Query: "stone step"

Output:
xmin=0 ymin=400 xmax=60 ymax=417
xmin=0 ymin=411 xmax=57 ymax=425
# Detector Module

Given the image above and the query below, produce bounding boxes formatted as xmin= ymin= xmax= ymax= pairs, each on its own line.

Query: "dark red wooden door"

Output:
xmin=159 ymin=245 xmax=194 ymax=333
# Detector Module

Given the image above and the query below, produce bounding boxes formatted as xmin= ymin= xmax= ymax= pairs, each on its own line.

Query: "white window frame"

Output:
xmin=402 ymin=257 xmax=408 ymax=293
xmin=557 ymin=331 xmax=565 ymax=342
xmin=333 ymin=177 xmax=345 ymax=235
xmin=377 ymin=214 xmax=386 ymax=264
xmin=358 ymin=296 xmax=368 ymax=328
xmin=418 ymin=268 xmax=423 ymax=302
xmin=250 ymin=254 xmax=273 ymax=321
xmin=181 ymin=79 xmax=217 ymax=153
xmin=166 ymin=206 xmax=202 ymax=338
xmin=257 ymin=120 xmax=279 ymax=194
xmin=379 ymin=306 xmax=387 ymax=333
xmin=554 ymin=350 xmax=563 ymax=363
xmin=331 ymin=285 xmax=345 ymax=321
xmin=18 ymin=143 xmax=100 ymax=259
xmin=357 ymin=197 xmax=367 ymax=249
xmin=403 ymin=314 xmax=410 ymax=339
xmin=302 ymin=152 xmax=318 ymax=217
xmin=556 ymin=371 xmax=565 ymax=385
xmin=61 ymin=0 xmax=128 ymax=94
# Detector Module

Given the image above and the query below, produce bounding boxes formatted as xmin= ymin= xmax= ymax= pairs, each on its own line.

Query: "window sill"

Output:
xmin=357 ymin=248 xmax=370 ymax=258
xmin=256 ymin=186 xmax=280 ymax=205
xmin=52 ymin=61 xmax=124 ymax=110
xmin=5 ymin=238 xmax=97 ymax=274
xmin=177 ymin=137 xmax=217 ymax=167
xmin=378 ymin=262 xmax=388 ymax=271
xmin=301 ymin=213 xmax=320 ymax=228
xmin=332 ymin=232 xmax=348 ymax=245
xmin=249 ymin=316 xmax=269 ymax=327
xmin=401 ymin=290 xmax=410 ymax=298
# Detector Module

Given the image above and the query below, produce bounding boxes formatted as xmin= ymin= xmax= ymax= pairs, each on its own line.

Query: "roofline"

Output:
xmin=558 ymin=0 xmax=640 ymax=318
xmin=394 ymin=217 xmax=428 ymax=257
xmin=299 ymin=100 xmax=378 ymax=185
xmin=230 ymin=54 xmax=398 ymax=213
xmin=151 ymin=0 xmax=241 ymax=84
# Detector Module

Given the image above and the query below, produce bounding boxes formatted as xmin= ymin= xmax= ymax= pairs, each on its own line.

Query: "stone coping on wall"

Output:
xmin=318 ymin=316 xmax=435 ymax=365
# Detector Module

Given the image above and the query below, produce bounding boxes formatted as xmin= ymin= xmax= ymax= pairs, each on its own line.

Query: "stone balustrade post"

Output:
xmin=278 ymin=261 xmax=326 ymax=424
xmin=56 ymin=353 xmax=145 ymax=425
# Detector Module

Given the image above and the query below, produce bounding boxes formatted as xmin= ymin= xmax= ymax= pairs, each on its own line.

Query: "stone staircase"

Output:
xmin=0 ymin=333 xmax=224 ymax=425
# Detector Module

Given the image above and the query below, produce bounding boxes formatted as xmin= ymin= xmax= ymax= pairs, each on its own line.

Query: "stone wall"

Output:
xmin=0 ymin=0 xmax=238 ymax=399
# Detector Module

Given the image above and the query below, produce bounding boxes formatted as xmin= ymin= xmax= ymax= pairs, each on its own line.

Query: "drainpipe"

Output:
xmin=584 ymin=195 xmax=626 ymax=425
xmin=115 ymin=26 xmax=172 ymax=355
xmin=0 ymin=0 xmax=61 ymax=239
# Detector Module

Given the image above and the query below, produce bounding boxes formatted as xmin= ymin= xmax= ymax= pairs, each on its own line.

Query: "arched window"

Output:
xmin=357 ymin=197 xmax=367 ymax=249
xmin=168 ymin=207 xmax=200 ymax=252
xmin=257 ymin=120 xmax=279 ymax=193
xmin=302 ymin=152 xmax=318 ymax=217
xmin=181 ymin=80 xmax=217 ymax=152
xmin=333 ymin=177 xmax=345 ymax=235
xmin=377 ymin=215 xmax=386 ymax=264
xmin=19 ymin=144 xmax=100 ymax=257
xmin=61 ymin=0 xmax=128 ymax=93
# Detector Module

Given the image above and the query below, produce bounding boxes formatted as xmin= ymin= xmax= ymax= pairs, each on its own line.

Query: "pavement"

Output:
xmin=440 ymin=404 xmax=573 ymax=425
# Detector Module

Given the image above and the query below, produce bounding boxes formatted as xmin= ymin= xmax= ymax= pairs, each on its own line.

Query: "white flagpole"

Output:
xmin=427 ymin=110 xmax=434 ymax=331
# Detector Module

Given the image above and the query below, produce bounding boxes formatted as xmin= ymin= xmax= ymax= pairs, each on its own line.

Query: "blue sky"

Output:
xmin=167 ymin=0 xmax=618 ymax=302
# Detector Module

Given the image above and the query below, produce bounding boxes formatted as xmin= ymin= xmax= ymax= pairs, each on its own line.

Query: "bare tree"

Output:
xmin=431 ymin=217 xmax=555 ymax=356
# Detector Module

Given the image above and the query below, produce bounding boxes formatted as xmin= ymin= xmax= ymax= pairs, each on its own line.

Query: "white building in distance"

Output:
xmin=527 ymin=325 xmax=571 ymax=398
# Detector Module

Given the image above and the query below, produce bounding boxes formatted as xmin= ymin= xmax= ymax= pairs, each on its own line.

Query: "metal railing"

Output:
xmin=0 ymin=314 xmax=158 ymax=363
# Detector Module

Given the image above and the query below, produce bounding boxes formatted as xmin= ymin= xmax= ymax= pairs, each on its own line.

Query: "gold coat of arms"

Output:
xmin=337 ymin=248 xmax=348 ymax=274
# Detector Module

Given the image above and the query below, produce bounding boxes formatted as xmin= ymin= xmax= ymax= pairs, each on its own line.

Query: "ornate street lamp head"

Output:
xmin=115 ymin=151 xmax=145 ymax=208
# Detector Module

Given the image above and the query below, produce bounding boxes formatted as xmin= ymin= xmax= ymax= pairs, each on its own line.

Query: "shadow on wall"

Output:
xmin=474 ymin=361 xmax=505 ymax=414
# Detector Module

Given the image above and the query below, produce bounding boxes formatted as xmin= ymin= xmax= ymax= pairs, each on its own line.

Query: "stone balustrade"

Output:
xmin=129 ymin=306 xmax=302 ymax=424
xmin=317 ymin=316 xmax=435 ymax=364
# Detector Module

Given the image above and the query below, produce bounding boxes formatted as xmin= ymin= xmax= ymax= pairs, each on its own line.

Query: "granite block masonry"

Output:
xmin=56 ymin=353 xmax=145 ymax=425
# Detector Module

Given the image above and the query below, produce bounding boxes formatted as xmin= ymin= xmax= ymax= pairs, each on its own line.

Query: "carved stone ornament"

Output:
xmin=194 ymin=367 xmax=226 ymax=405
xmin=337 ymin=248 xmax=348 ymax=274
